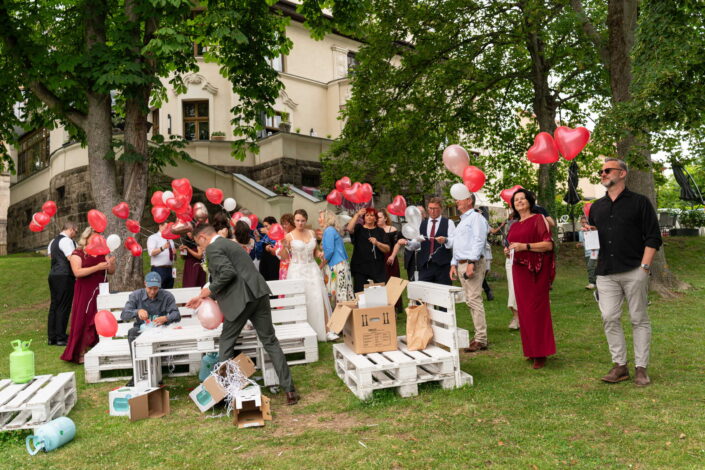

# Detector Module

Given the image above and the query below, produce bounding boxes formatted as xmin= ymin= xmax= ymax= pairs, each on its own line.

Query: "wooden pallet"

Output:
xmin=0 ymin=372 xmax=76 ymax=432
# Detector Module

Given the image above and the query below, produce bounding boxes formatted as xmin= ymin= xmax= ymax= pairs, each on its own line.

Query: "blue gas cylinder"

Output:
xmin=26 ymin=417 xmax=76 ymax=455
xmin=198 ymin=352 xmax=219 ymax=381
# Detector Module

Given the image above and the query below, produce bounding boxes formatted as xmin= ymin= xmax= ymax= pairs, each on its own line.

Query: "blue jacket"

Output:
xmin=322 ymin=226 xmax=347 ymax=267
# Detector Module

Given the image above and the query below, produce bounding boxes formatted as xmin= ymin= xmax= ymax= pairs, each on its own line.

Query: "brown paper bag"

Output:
xmin=406 ymin=303 xmax=433 ymax=351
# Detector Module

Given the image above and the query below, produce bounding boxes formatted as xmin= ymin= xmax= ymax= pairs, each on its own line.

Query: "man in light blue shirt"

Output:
xmin=449 ymin=187 xmax=490 ymax=352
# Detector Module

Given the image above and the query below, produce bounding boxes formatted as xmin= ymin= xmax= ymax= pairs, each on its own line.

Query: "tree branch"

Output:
xmin=569 ymin=0 xmax=610 ymax=68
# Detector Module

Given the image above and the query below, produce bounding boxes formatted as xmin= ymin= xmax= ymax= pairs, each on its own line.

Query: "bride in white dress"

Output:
xmin=281 ymin=209 xmax=334 ymax=341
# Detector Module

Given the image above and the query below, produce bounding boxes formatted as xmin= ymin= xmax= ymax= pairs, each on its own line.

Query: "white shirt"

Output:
xmin=147 ymin=232 xmax=174 ymax=267
xmin=47 ymin=232 xmax=75 ymax=258
xmin=425 ymin=217 xmax=456 ymax=248
xmin=448 ymin=209 xmax=489 ymax=266
xmin=209 ymin=234 xmax=221 ymax=245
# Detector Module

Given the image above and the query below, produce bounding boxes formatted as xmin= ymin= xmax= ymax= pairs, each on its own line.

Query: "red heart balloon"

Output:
xmin=111 ymin=202 xmax=130 ymax=219
xmin=160 ymin=222 xmax=181 ymax=240
xmin=95 ymin=310 xmax=118 ymax=337
xmin=230 ymin=212 xmax=244 ymax=227
xmin=335 ymin=176 xmax=352 ymax=192
xmin=177 ymin=211 xmax=193 ymax=223
xmin=33 ymin=211 xmax=51 ymax=227
xmin=42 ymin=200 xmax=57 ymax=217
xmin=171 ymin=178 xmax=192 ymax=201
xmin=500 ymin=185 xmax=524 ymax=205
xmin=527 ymin=132 xmax=559 ymax=164
xmin=268 ymin=223 xmax=286 ymax=241
xmin=387 ymin=195 xmax=407 ymax=216
xmin=130 ymin=244 xmax=143 ymax=257
xmin=554 ymin=126 xmax=591 ymax=161
xmin=87 ymin=209 xmax=108 ymax=233
xmin=29 ymin=221 xmax=44 ymax=232
xmin=151 ymin=191 xmax=166 ymax=207
xmin=151 ymin=206 xmax=170 ymax=224
xmin=582 ymin=202 xmax=592 ymax=218
xmin=343 ymin=182 xmax=361 ymax=203
xmin=125 ymin=219 xmax=141 ymax=234
xmin=85 ymin=234 xmax=110 ymax=256
xmin=326 ymin=189 xmax=343 ymax=206
xmin=359 ymin=183 xmax=373 ymax=203
xmin=205 ymin=188 xmax=224 ymax=205
xmin=124 ymin=236 xmax=137 ymax=249
xmin=249 ymin=214 xmax=259 ymax=228
xmin=462 ymin=166 xmax=486 ymax=192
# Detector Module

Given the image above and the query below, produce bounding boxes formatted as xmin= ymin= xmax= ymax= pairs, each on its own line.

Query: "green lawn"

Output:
xmin=1 ymin=238 xmax=705 ymax=469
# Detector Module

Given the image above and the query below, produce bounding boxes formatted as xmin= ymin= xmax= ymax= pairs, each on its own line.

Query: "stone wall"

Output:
xmin=250 ymin=157 xmax=322 ymax=188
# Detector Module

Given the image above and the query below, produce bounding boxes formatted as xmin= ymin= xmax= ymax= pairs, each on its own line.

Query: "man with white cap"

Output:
xmin=448 ymin=185 xmax=490 ymax=352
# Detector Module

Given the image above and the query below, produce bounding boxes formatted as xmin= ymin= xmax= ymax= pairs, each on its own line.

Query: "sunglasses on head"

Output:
xmin=598 ymin=167 xmax=622 ymax=176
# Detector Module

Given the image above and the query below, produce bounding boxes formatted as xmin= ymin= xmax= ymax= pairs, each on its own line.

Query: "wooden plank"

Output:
xmin=268 ymin=279 xmax=306 ymax=296
xmin=426 ymin=307 xmax=456 ymax=326
xmin=269 ymin=294 xmax=306 ymax=309
xmin=0 ymin=379 xmax=13 ymax=394
xmin=270 ymin=306 xmax=308 ymax=324
xmin=0 ymin=382 xmax=31 ymax=407
xmin=430 ymin=325 xmax=457 ymax=349
xmin=334 ymin=344 xmax=376 ymax=371
xmin=0 ymin=375 xmax=52 ymax=410
xmin=365 ymin=353 xmax=393 ymax=366
xmin=26 ymin=373 xmax=74 ymax=406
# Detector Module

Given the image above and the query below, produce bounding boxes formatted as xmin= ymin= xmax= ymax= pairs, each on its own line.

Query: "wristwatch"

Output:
xmin=640 ymin=263 xmax=651 ymax=271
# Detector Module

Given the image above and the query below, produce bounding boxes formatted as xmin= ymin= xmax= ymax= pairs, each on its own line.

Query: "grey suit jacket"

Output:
xmin=206 ymin=236 xmax=272 ymax=321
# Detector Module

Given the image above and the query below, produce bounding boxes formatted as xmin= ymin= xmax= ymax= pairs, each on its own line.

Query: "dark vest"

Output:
xmin=50 ymin=235 xmax=75 ymax=277
xmin=419 ymin=217 xmax=453 ymax=266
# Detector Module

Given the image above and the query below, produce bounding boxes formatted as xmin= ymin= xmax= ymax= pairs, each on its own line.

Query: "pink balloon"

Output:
xmin=583 ymin=202 xmax=593 ymax=218
xmin=335 ymin=176 xmax=352 ymax=192
xmin=42 ymin=200 xmax=57 ymax=217
xmin=95 ymin=310 xmax=118 ymax=337
xmin=527 ymin=132 xmax=559 ymax=164
xmin=462 ymin=166 xmax=486 ymax=192
xmin=197 ymin=298 xmax=224 ymax=330
xmin=387 ymin=195 xmax=407 ymax=216
xmin=442 ymin=144 xmax=470 ymax=177
xmin=554 ymin=126 xmax=591 ymax=160
xmin=268 ymin=223 xmax=286 ymax=241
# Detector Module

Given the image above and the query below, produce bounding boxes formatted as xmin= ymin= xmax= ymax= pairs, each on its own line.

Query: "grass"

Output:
xmin=1 ymin=238 xmax=705 ymax=469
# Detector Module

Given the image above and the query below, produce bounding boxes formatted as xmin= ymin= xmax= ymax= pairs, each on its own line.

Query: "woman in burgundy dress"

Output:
xmin=61 ymin=227 xmax=115 ymax=364
xmin=181 ymin=232 xmax=206 ymax=287
xmin=505 ymin=189 xmax=556 ymax=369
xmin=378 ymin=208 xmax=403 ymax=313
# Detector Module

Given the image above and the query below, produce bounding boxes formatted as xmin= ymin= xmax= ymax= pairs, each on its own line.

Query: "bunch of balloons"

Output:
xmin=527 ymin=126 xmax=591 ymax=164
xmin=442 ymin=144 xmax=487 ymax=192
xmin=326 ymin=176 xmax=374 ymax=212
xmin=400 ymin=206 xmax=425 ymax=242
xmin=28 ymin=200 xmax=58 ymax=233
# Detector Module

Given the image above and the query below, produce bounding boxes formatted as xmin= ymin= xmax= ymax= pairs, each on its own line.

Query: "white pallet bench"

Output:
xmin=333 ymin=281 xmax=473 ymax=400
xmin=0 ymin=372 xmax=76 ymax=432
xmin=85 ymin=287 xmax=202 ymax=383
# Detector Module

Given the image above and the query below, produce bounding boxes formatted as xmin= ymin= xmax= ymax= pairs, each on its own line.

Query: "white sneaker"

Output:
xmin=326 ymin=332 xmax=339 ymax=341
xmin=508 ymin=318 xmax=520 ymax=330
xmin=585 ymin=283 xmax=596 ymax=290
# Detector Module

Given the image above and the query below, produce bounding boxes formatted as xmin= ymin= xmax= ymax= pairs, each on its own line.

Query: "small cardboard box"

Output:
xmin=128 ymin=388 xmax=170 ymax=422
xmin=328 ymin=277 xmax=408 ymax=354
xmin=109 ymin=386 xmax=144 ymax=417
xmin=234 ymin=394 xmax=272 ymax=428
xmin=189 ymin=353 xmax=256 ymax=413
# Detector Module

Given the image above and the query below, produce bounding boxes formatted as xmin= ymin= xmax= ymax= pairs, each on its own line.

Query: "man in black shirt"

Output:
xmin=586 ymin=158 xmax=662 ymax=386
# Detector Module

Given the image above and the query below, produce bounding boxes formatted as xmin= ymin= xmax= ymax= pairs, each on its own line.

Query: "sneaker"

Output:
xmin=601 ymin=363 xmax=629 ymax=383
xmin=585 ymin=283 xmax=596 ymax=290
xmin=326 ymin=331 xmax=340 ymax=342
xmin=508 ymin=318 xmax=520 ymax=330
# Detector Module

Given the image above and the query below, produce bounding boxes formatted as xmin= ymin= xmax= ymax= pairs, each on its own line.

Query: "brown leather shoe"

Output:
xmin=464 ymin=341 xmax=488 ymax=353
xmin=634 ymin=367 xmax=651 ymax=386
xmin=286 ymin=391 xmax=300 ymax=405
xmin=601 ymin=363 xmax=629 ymax=383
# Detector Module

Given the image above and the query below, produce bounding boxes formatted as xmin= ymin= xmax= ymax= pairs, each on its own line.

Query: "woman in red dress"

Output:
xmin=505 ymin=189 xmax=556 ymax=369
xmin=181 ymin=231 xmax=206 ymax=288
xmin=61 ymin=227 xmax=115 ymax=364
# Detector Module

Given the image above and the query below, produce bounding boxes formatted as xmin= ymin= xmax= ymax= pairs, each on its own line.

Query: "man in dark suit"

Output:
xmin=186 ymin=224 xmax=299 ymax=405
xmin=418 ymin=197 xmax=455 ymax=285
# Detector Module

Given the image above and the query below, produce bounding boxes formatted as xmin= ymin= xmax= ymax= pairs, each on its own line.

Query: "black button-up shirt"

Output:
xmin=588 ymin=188 xmax=662 ymax=276
xmin=120 ymin=288 xmax=180 ymax=326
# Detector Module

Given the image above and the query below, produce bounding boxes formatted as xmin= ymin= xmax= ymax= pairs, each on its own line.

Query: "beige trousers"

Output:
xmin=459 ymin=259 xmax=487 ymax=345
xmin=596 ymin=267 xmax=651 ymax=368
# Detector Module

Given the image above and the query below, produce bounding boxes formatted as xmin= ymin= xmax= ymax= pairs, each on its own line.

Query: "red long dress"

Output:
xmin=60 ymin=249 xmax=107 ymax=364
xmin=507 ymin=214 xmax=556 ymax=358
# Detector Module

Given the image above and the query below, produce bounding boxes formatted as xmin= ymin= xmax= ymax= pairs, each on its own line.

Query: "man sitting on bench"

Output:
xmin=121 ymin=272 xmax=180 ymax=386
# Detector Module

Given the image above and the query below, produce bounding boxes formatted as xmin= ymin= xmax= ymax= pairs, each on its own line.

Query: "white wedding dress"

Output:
xmin=286 ymin=233 xmax=332 ymax=341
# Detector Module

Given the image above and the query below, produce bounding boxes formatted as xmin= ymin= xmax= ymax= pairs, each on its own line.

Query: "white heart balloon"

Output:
xmin=405 ymin=239 xmax=421 ymax=251
xmin=106 ymin=234 xmax=121 ymax=252
xmin=223 ymin=197 xmax=237 ymax=212
xmin=402 ymin=223 xmax=420 ymax=240
xmin=404 ymin=205 xmax=422 ymax=228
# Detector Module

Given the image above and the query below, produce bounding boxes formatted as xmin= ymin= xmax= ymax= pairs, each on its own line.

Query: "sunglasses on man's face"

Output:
xmin=598 ymin=167 xmax=623 ymax=176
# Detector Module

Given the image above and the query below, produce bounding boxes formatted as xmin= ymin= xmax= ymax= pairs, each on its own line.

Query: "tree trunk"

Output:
xmin=606 ymin=0 xmax=687 ymax=295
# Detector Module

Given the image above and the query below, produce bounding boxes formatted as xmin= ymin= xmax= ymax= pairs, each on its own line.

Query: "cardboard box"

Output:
xmin=109 ymin=387 xmax=144 ymax=417
xmin=328 ymin=277 xmax=408 ymax=354
xmin=128 ymin=388 xmax=170 ymax=422
xmin=233 ymin=388 xmax=272 ymax=428
xmin=189 ymin=353 xmax=256 ymax=413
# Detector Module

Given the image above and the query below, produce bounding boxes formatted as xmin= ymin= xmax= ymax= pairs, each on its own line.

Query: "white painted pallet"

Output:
xmin=333 ymin=281 xmax=474 ymax=400
xmin=0 ymin=372 xmax=76 ymax=432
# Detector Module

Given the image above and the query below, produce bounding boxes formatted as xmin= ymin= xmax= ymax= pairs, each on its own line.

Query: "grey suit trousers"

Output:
xmin=219 ymin=295 xmax=294 ymax=392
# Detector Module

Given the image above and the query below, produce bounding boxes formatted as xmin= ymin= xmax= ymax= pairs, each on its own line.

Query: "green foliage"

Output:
xmin=677 ymin=210 xmax=705 ymax=229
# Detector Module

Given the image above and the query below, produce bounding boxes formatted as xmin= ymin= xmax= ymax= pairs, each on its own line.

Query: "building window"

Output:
xmin=151 ymin=109 xmax=160 ymax=136
xmin=259 ymin=111 xmax=283 ymax=138
xmin=347 ymin=51 xmax=358 ymax=74
xmin=17 ymin=128 xmax=50 ymax=181
xmin=269 ymin=55 xmax=284 ymax=72
xmin=301 ymin=172 xmax=321 ymax=188
xmin=183 ymin=101 xmax=209 ymax=140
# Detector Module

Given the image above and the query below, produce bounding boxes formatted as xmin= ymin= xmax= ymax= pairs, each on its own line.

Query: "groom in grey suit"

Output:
xmin=187 ymin=224 xmax=299 ymax=405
